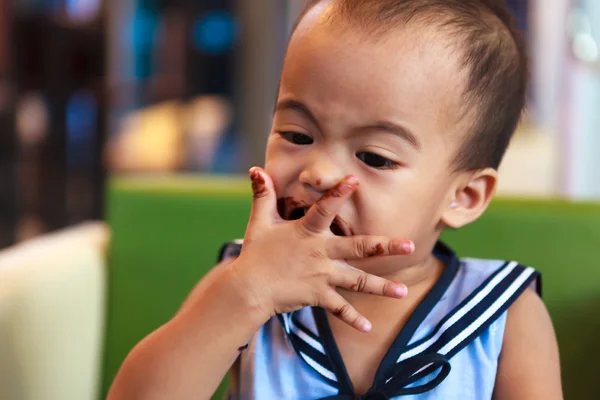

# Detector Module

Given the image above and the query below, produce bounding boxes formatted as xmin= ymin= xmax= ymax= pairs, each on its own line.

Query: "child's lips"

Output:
xmin=277 ymin=197 xmax=354 ymax=236
xmin=332 ymin=215 xmax=354 ymax=236
xmin=277 ymin=197 xmax=310 ymax=220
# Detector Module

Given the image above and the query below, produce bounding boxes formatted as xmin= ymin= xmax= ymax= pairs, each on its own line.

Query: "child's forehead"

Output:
xmin=281 ymin=18 xmax=471 ymax=140
xmin=290 ymin=5 xmax=466 ymax=86
xmin=296 ymin=0 xmax=460 ymax=50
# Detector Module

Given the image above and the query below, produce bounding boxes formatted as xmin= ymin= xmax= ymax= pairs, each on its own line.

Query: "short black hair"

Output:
xmin=293 ymin=0 xmax=529 ymax=171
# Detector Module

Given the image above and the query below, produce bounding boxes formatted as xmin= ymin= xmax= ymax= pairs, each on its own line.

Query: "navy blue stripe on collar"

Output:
xmin=277 ymin=312 xmax=340 ymax=388
xmin=399 ymin=261 xmax=537 ymax=359
xmin=307 ymin=242 xmax=461 ymax=395
xmin=217 ymin=240 xmax=243 ymax=262
xmin=313 ymin=242 xmax=461 ymax=398
xmin=399 ymin=260 xmax=513 ymax=356
xmin=388 ymin=262 xmax=539 ymax=388
xmin=291 ymin=312 xmax=321 ymax=343
xmin=289 ymin=330 xmax=333 ymax=373
xmin=313 ymin=307 xmax=356 ymax=395
xmin=372 ymin=241 xmax=460 ymax=386
xmin=222 ymin=239 xmax=541 ymax=398
xmin=427 ymin=263 xmax=538 ymax=359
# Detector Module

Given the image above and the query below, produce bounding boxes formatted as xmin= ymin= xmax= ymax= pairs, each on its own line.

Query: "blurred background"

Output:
xmin=0 ymin=1 xmax=600 ymax=399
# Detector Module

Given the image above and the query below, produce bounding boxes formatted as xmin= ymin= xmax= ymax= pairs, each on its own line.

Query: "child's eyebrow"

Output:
xmin=359 ymin=121 xmax=421 ymax=151
xmin=275 ymin=99 xmax=421 ymax=151
xmin=275 ymin=99 xmax=322 ymax=131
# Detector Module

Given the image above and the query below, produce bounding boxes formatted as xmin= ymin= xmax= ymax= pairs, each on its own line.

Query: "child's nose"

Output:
xmin=299 ymin=154 xmax=346 ymax=193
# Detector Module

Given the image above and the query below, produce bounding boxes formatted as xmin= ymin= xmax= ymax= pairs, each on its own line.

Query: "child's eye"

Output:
xmin=279 ymin=132 xmax=314 ymax=145
xmin=356 ymin=152 xmax=399 ymax=169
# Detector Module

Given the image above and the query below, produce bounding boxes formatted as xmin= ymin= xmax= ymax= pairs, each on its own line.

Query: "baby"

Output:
xmin=109 ymin=0 xmax=562 ymax=399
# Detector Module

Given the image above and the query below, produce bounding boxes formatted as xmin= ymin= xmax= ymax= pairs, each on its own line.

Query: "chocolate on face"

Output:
xmin=277 ymin=197 xmax=307 ymax=220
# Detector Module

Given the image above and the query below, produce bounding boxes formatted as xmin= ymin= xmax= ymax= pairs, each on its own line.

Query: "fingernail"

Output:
xmin=249 ymin=168 xmax=267 ymax=196
xmin=361 ymin=319 xmax=372 ymax=332
xmin=402 ymin=240 xmax=415 ymax=254
xmin=345 ymin=175 xmax=359 ymax=186
xmin=394 ymin=285 xmax=408 ymax=298
xmin=248 ymin=167 xmax=259 ymax=181
xmin=323 ymin=176 xmax=359 ymax=199
xmin=339 ymin=176 xmax=359 ymax=195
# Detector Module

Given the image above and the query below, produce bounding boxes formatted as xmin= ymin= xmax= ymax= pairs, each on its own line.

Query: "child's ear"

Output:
xmin=441 ymin=168 xmax=498 ymax=229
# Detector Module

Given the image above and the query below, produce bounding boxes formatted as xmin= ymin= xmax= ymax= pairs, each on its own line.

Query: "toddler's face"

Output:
xmin=266 ymin=8 xmax=472 ymax=274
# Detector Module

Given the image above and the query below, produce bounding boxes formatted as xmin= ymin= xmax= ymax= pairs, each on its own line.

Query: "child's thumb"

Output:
xmin=247 ymin=167 xmax=278 ymax=227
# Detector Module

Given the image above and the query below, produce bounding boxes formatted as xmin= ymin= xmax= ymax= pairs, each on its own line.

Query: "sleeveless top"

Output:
xmin=218 ymin=241 xmax=541 ymax=400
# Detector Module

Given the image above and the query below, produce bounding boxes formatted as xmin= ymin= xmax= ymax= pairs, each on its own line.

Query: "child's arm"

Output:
xmin=492 ymin=289 xmax=563 ymax=399
xmin=106 ymin=256 xmax=268 ymax=400
xmin=107 ymin=168 xmax=413 ymax=400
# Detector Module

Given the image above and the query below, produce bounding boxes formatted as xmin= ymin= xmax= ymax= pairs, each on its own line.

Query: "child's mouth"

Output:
xmin=277 ymin=197 xmax=352 ymax=237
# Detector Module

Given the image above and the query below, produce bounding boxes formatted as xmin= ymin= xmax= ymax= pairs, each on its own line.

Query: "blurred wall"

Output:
xmin=236 ymin=0 xmax=287 ymax=168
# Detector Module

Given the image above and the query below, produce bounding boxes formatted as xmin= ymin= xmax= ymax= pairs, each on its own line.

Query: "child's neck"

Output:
xmin=341 ymin=252 xmax=446 ymax=315
xmin=326 ymin=253 xmax=446 ymax=394
xmin=340 ymin=254 xmax=445 ymax=307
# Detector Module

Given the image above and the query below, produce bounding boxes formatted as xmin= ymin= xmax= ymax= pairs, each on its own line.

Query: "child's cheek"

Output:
xmin=263 ymin=162 xmax=285 ymax=195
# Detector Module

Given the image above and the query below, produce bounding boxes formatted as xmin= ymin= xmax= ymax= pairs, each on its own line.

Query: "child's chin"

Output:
xmin=349 ymin=256 xmax=408 ymax=276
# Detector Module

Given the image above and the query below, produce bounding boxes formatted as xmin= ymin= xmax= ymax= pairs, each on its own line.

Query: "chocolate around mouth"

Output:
xmin=277 ymin=197 xmax=307 ymax=220
xmin=277 ymin=197 xmax=351 ymax=236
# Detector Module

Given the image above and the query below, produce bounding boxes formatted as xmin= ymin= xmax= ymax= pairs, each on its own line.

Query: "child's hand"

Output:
xmin=230 ymin=167 xmax=414 ymax=333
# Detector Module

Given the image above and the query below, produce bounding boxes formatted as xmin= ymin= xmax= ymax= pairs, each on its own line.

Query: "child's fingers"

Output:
xmin=247 ymin=167 xmax=278 ymax=227
xmin=321 ymin=291 xmax=372 ymax=333
xmin=326 ymin=236 xmax=415 ymax=260
xmin=329 ymin=262 xmax=408 ymax=299
xmin=300 ymin=176 xmax=359 ymax=234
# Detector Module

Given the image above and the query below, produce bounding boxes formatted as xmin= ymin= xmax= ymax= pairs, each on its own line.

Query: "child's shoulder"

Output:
xmin=489 ymin=266 xmax=561 ymax=397
xmin=432 ymin=242 xmax=542 ymax=307
xmin=456 ymin=255 xmax=542 ymax=297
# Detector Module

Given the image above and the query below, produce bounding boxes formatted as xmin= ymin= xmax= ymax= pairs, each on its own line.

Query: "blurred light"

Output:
xmin=106 ymin=101 xmax=183 ymax=172
xmin=66 ymin=90 xmax=97 ymax=167
xmin=192 ymin=11 xmax=238 ymax=54
xmin=66 ymin=0 xmax=101 ymax=23
xmin=16 ymin=93 xmax=49 ymax=148
xmin=131 ymin=8 xmax=160 ymax=79
xmin=573 ymin=33 xmax=599 ymax=63
xmin=131 ymin=9 xmax=159 ymax=50
xmin=184 ymin=95 xmax=232 ymax=170
xmin=567 ymin=8 xmax=600 ymax=67
xmin=567 ymin=9 xmax=591 ymax=38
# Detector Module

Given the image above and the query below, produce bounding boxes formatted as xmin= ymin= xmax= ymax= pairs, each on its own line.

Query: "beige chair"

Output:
xmin=0 ymin=222 xmax=109 ymax=400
